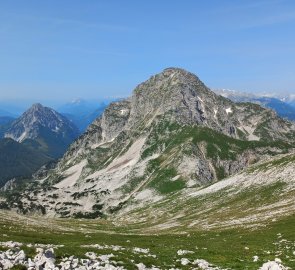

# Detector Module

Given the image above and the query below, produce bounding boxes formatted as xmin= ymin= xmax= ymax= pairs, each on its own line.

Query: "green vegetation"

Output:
xmin=0 ymin=138 xmax=52 ymax=187
xmin=248 ymin=153 xmax=295 ymax=173
xmin=0 ymin=210 xmax=295 ymax=269
xmin=142 ymin=118 xmax=292 ymax=162
xmin=136 ymin=118 xmax=294 ymax=195
xmin=147 ymin=167 xmax=186 ymax=194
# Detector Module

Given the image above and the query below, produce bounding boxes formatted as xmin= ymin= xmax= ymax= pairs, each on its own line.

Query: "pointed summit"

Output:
xmin=4 ymin=103 xmax=80 ymax=158
xmin=30 ymin=103 xmax=43 ymax=109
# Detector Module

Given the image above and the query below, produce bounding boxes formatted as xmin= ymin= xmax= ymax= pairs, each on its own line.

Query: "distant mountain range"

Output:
xmin=57 ymin=98 xmax=108 ymax=132
xmin=0 ymin=109 xmax=16 ymax=118
xmin=214 ymin=89 xmax=295 ymax=121
xmin=0 ymin=116 xmax=15 ymax=138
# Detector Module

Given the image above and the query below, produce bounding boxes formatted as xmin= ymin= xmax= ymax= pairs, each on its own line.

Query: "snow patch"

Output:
xmin=214 ymin=109 xmax=218 ymax=118
xmin=119 ymin=109 xmax=129 ymax=115
xmin=225 ymin=107 xmax=232 ymax=114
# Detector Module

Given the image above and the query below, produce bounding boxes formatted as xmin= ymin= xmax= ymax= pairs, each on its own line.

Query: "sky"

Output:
xmin=0 ymin=0 xmax=295 ymax=106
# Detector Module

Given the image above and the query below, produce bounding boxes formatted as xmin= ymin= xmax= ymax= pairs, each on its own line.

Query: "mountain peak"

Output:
xmin=30 ymin=103 xmax=44 ymax=110
xmin=4 ymin=104 xmax=80 ymax=157
xmin=158 ymin=67 xmax=201 ymax=82
xmin=71 ymin=98 xmax=85 ymax=104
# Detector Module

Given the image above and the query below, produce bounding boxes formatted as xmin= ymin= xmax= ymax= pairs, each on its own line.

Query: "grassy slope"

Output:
xmin=119 ymin=118 xmax=293 ymax=197
xmin=114 ymin=153 xmax=295 ymax=232
xmin=0 ymin=139 xmax=52 ymax=187
xmin=0 ymin=211 xmax=294 ymax=270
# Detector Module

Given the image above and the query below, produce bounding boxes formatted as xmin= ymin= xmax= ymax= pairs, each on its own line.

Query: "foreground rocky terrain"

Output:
xmin=0 ymin=244 xmax=290 ymax=270
xmin=0 ymin=205 xmax=294 ymax=270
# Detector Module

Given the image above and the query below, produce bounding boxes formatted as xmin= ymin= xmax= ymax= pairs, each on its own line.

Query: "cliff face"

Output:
xmin=3 ymin=68 xmax=295 ymax=218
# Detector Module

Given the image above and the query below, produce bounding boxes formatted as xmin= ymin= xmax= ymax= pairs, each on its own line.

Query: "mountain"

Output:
xmin=4 ymin=103 xmax=80 ymax=158
xmin=0 ymin=116 xmax=15 ymax=138
xmin=0 ymin=116 xmax=15 ymax=125
xmin=0 ymin=109 xmax=16 ymax=117
xmin=282 ymin=94 xmax=295 ymax=108
xmin=0 ymin=138 xmax=52 ymax=188
xmin=2 ymin=68 xmax=295 ymax=218
xmin=57 ymin=99 xmax=108 ymax=132
xmin=114 ymin=151 xmax=295 ymax=231
xmin=0 ymin=101 xmax=28 ymax=117
xmin=215 ymin=89 xmax=295 ymax=121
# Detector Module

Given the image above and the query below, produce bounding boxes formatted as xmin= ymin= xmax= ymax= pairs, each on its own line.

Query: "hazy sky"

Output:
xmin=0 ymin=0 xmax=295 ymax=103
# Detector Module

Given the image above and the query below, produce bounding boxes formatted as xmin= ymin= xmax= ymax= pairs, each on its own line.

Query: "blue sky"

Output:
xmin=0 ymin=0 xmax=295 ymax=104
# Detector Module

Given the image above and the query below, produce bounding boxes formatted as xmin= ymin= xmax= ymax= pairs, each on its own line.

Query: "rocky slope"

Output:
xmin=115 ymin=152 xmax=295 ymax=232
xmin=4 ymin=103 xmax=80 ymax=158
xmin=2 ymin=68 xmax=295 ymax=218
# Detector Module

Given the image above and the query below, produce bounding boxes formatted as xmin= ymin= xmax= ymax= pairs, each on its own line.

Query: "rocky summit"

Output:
xmin=2 ymin=68 xmax=295 ymax=220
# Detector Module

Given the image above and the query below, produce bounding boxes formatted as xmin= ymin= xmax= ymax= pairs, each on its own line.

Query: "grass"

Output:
xmin=142 ymin=118 xmax=292 ymax=161
xmin=247 ymin=153 xmax=295 ymax=173
xmin=147 ymin=167 xmax=186 ymax=194
xmin=0 ymin=210 xmax=295 ymax=269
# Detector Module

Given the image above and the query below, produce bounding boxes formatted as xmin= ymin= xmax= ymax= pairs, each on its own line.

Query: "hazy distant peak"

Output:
xmin=70 ymin=98 xmax=85 ymax=104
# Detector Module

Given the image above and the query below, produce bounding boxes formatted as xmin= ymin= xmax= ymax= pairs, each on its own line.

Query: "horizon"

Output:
xmin=0 ymin=1 xmax=295 ymax=102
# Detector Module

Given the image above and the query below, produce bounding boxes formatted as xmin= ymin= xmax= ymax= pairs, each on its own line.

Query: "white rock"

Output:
xmin=133 ymin=247 xmax=150 ymax=254
xmin=193 ymin=259 xmax=210 ymax=269
xmin=16 ymin=250 xmax=26 ymax=259
xmin=259 ymin=261 xmax=287 ymax=270
xmin=85 ymin=251 xmax=97 ymax=260
xmin=1 ymin=259 xmax=14 ymax=269
xmin=177 ymin=249 xmax=194 ymax=256
xmin=180 ymin=258 xmax=190 ymax=265
xmin=136 ymin=263 xmax=147 ymax=270
xmin=253 ymin=255 xmax=259 ymax=262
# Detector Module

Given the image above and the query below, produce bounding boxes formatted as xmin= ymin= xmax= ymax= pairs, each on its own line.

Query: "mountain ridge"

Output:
xmin=1 ymin=67 xmax=295 ymax=220
xmin=215 ymin=89 xmax=295 ymax=121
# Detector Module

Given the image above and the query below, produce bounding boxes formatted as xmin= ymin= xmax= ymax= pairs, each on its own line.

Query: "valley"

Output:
xmin=0 ymin=68 xmax=295 ymax=270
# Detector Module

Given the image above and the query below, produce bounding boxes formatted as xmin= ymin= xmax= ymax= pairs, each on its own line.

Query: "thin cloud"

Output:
xmin=211 ymin=0 xmax=287 ymax=15
xmin=0 ymin=11 xmax=136 ymax=33
xmin=48 ymin=17 xmax=136 ymax=33
xmin=239 ymin=11 xmax=295 ymax=29
xmin=63 ymin=46 xmax=130 ymax=57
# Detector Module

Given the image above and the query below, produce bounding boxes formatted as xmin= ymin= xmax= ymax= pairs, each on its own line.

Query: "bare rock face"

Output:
xmin=3 ymin=68 xmax=295 ymax=218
